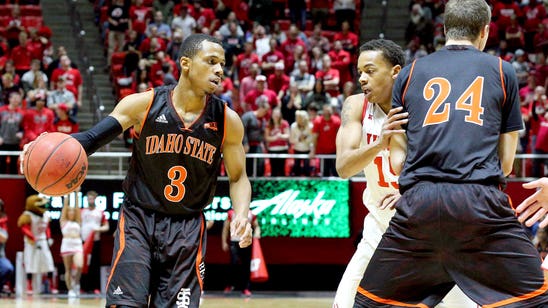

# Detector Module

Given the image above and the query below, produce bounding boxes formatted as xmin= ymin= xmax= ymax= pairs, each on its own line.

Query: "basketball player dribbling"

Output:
xmin=22 ymin=34 xmax=253 ymax=308
xmin=333 ymin=39 xmax=476 ymax=308
xmin=354 ymin=1 xmax=548 ymax=307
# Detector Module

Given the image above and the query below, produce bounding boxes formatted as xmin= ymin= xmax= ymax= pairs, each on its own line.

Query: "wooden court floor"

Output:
xmin=0 ymin=291 xmax=335 ymax=307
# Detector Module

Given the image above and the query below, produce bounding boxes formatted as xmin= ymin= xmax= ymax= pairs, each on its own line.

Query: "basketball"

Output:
xmin=23 ymin=132 xmax=88 ymax=196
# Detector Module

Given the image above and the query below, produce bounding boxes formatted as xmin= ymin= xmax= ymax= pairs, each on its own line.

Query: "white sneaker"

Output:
xmin=73 ymin=284 xmax=80 ymax=297
xmin=68 ymin=290 xmax=76 ymax=298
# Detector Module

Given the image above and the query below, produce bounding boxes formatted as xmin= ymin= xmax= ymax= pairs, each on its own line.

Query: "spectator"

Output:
xmin=307 ymin=24 xmax=331 ymax=54
xmin=505 ymin=14 xmax=525 ymax=52
xmin=222 ymin=21 xmax=245 ymax=72
xmin=311 ymin=104 xmax=340 ymax=177
xmin=242 ymin=98 xmax=270 ymax=177
xmin=80 ymin=190 xmax=109 ymax=295
xmin=129 ymin=0 xmax=152 ymax=42
xmin=523 ymin=0 xmax=546 ymax=52
xmin=304 ymin=78 xmax=332 ymax=111
xmin=234 ymin=41 xmax=260 ymax=83
xmin=166 ymin=30 xmax=184 ymax=64
xmin=286 ymin=44 xmax=308 ymax=77
xmin=139 ymin=29 xmax=167 ymax=60
xmin=310 ymin=0 xmax=330 ymax=28
xmin=148 ymin=51 xmax=178 ymax=87
xmin=404 ymin=38 xmax=428 ymax=65
xmin=21 ymin=59 xmax=49 ymax=93
xmin=0 ymin=92 xmax=24 ymax=174
xmin=315 ymin=54 xmax=340 ymax=99
xmin=45 ymin=46 xmax=77 ymax=82
xmin=60 ymin=190 xmax=83 ymax=298
xmin=214 ymin=83 xmax=233 ymax=109
xmin=47 ymin=77 xmax=77 ymax=115
xmin=248 ymin=0 xmax=272 ymax=28
xmin=5 ymin=4 xmax=25 ymax=48
xmin=153 ymin=0 xmax=175 ymax=25
xmin=145 ymin=11 xmax=172 ymax=40
xmin=336 ymin=81 xmax=355 ymax=114
xmin=290 ymin=59 xmax=315 ymax=97
xmin=221 ymin=209 xmax=260 ymax=297
xmin=50 ymin=55 xmax=83 ymax=112
xmin=53 ymin=103 xmax=79 ymax=134
xmin=288 ymin=0 xmax=307 ymax=31
xmin=21 ymin=90 xmax=54 ymax=147
xmin=10 ymin=31 xmax=32 ymax=76
xmin=281 ymin=83 xmax=304 ymax=124
xmin=0 ymin=199 xmax=13 ymax=294
xmin=244 ymin=75 xmax=279 ymax=111
xmin=268 ymin=62 xmax=290 ymax=101
xmin=280 ymin=25 xmax=307 ymax=60
xmin=191 ymin=0 xmax=218 ymax=32
xmin=533 ymin=110 xmax=548 ymax=177
xmin=512 ymin=49 xmax=531 ymax=88
xmin=171 ymin=4 xmax=196 ymax=41
xmin=492 ymin=0 xmax=522 ymax=39
xmin=1 ymin=73 xmax=24 ymax=105
xmin=261 ymin=38 xmax=285 ymax=78
xmin=328 ymin=40 xmax=352 ymax=89
xmin=334 ymin=0 xmax=357 ymax=31
xmin=264 ymin=107 xmax=290 ymax=176
xmin=309 ymin=46 xmax=324 ymax=75
xmin=238 ymin=63 xmax=260 ymax=110
xmin=106 ymin=0 xmax=130 ymax=68
xmin=254 ymin=25 xmax=271 ymax=59
xmin=527 ymin=85 xmax=548 ymax=153
xmin=534 ymin=226 xmax=548 ymax=261
xmin=218 ymin=11 xmax=243 ymax=39
xmin=290 ymin=110 xmax=313 ymax=176
xmin=334 ymin=20 xmax=359 ymax=54
xmin=534 ymin=23 xmax=548 ymax=54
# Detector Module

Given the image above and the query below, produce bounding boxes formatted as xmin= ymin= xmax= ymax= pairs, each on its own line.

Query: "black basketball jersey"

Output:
xmin=123 ymin=86 xmax=226 ymax=215
xmin=393 ymin=45 xmax=523 ymax=191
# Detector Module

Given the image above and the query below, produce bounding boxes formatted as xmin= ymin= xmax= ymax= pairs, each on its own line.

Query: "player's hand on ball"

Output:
xmin=19 ymin=132 xmax=48 ymax=175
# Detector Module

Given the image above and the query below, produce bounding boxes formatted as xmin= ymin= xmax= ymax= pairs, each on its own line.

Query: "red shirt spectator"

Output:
xmin=129 ymin=0 xmax=152 ymax=35
xmin=191 ymin=1 xmax=217 ymax=30
xmin=492 ymin=1 xmax=522 ymax=33
xmin=53 ymin=104 xmax=79 ymax=134
xmin=268 ymin=62 xmax=290 ymax=100
xmin=21 ymin=94 xmax=54 ymax=146
xmin=315 ymin=55 xmax=340 ymax=97
xmin=261 ymin=38 xmax=285 ymax=77
xmin=328 ymin=41 xmax=352 ymax=86
xmin=51 ymin=55 xmax=83 ymax=102
xmin=148 ymin=51 xmax=179 ymax=87
xmin=10 ymin=32 xmax=32 ymax=73
xmin=523 ymin=0 xmax=546 ymax=34
xmin=244 ymin=75 xmax=279 ymax=111
xmin=280 ymin=25 xmax=307 ymax=59
xmin=333 ymin=21 xmax=359 ymax=53
xmin=234 ymin=42 xmax=260 ymax=82
xmin=312 ymin=105 xmax=340 ymax=154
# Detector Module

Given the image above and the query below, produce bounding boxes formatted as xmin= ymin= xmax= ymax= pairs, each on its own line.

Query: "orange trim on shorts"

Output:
xmin=134 ymin=88 xmax=155 ymax=139
xmin=482 ymin=279 xmax=548 ymax=308
xmin=498 ymin=58 xmax=507 ymax=107
xmin=106 ymin=211 xmax=126 ymax=289
xmin=401 ymin=60 xmax=416 ymax=106
xmin=195 ymin=216 xmax=205 ymax=291
xmin=356 ymin=286 xmax=429 ymax=308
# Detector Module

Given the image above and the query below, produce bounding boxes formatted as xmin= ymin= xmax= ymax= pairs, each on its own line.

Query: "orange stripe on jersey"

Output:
xmin=221 ymin=103 xmax=227 ymax=148
xmin=356 ymin=286 xmax=429 ymax=308
xmin=106 ymin=211 xmax=126 ymax=289
xmin=498 ymin=58 xmax=507 ymax=107
xmin=401 ymin=60 xmax=416 ymax=106
xmin=482 ymin=279 xmax=548 ymax=308
xmin=134 ymin=88 xmax=155 ymax=140
xmin=195 ymin=216 xmax=205 ymax=291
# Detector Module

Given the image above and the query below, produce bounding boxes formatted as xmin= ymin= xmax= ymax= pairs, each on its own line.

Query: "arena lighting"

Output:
xmin=42 ymin=179 xmax=350 ymax=238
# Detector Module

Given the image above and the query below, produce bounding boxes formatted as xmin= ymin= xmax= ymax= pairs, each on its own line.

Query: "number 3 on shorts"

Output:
xmin=164 ymin=166 xmax=187 ymax=202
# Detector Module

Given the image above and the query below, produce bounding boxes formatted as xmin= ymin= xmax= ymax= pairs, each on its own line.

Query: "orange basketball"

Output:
xmin=23 ymin=132 xmax=88 ymax=196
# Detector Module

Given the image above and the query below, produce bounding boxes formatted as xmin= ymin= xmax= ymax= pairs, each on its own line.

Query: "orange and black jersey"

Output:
xmin=123 ymin=85 xmax=226 ymax=215
xmin=393 ymin=45 xmax=523 ymax=192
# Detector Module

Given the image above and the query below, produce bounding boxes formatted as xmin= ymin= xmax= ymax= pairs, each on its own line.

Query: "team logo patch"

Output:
xmin=204 ymin=122 xmax=218 ymax=131
xmin=155 ymin=114 xmax=168 ymax=124
xmin=113 ymin=286 xmax=123 ymax=295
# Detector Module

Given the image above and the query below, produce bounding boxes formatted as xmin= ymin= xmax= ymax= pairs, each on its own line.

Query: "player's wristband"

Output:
xmin=71 ymin=116 xmax=123 ymax=155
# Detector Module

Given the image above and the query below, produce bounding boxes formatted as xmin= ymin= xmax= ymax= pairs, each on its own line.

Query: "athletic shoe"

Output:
xmin=223 ymin=286 xmax=234 ymax=294
xmin=68 ymin=290 xmax=77 ymax=298
xmin=93 ymin=289 xmax=101 ymax=295
xmin=242 ymin=289 xmax=252 ymax=297
xmin=26 ymin=281 xmax=33 ymax=295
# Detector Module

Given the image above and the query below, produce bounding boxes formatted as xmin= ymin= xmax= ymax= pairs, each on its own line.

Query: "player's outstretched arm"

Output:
xmin=516 ymin=178 xmax=548 ymax=228
xmin=223 ymin=107 xmax=253 ymax=248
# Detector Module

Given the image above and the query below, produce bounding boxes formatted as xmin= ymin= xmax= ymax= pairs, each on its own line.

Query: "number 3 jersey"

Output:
xmin=361 ymin=99 xmax=398 ymax=226
xmin=123 ymin=86 xmax=226 ymax=215
xmin=393 ymin=45 xmax=523 ymax=192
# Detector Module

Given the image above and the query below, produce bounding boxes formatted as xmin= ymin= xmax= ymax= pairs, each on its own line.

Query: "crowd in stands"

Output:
xmin=0 ymin=3 xmax=82 ymax=174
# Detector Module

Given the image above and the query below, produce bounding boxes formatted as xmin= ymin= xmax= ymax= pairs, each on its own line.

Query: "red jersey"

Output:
xmin=10 ymin=44 xmax=32 ymax=71
xmin=129 ymin=5 xmax=151 ymax=34
xmin=333 ymin=31 xmax=359 ymax=52
xmin=328 ymin=49 xmax=352 ymax=86
xmin=312 ymin=114 xmax=341 ymax=154
xmin=316 ymin=68 xmax=340 ymax=97
xmin=280 ymin=38 xmax=307 ymax=58
xmin=54 ymin=118 xmax=79 ymax=134
xmin=266 ymin=120 xmax=290 ymax=150
xmin=261 ymin=50 xmax=285 ymax=76
xmin=267 ymin=74 xmax=290 ymax=96
xmin=22 ymin=107 xmax=55 ymax=144
xmin=244 ymin=89 xmax=279 ymax=110
xmin=235 ymin=53 xmax=260 ymax=82
xmin=492 ymin=2 xmax=522 ymax=30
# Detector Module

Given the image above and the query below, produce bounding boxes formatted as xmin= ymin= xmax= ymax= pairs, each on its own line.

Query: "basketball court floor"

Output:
xmin=0 ymin=291 xmax=334 ymax=307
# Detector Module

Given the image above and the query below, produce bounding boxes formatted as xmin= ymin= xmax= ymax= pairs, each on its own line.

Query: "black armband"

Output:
xmin=71 ymin=116 xmax=123 ymax=155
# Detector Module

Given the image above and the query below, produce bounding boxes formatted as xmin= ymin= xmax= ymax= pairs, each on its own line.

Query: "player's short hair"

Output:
xmin=358 ymin=39 xmax=405 ymax=67
xmin=178 ymin=34 xmax=222 ymax=61
xmin=444 ymin=0 xmax=490 ymax=41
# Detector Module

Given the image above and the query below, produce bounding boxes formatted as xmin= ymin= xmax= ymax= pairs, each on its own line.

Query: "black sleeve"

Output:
xmin=71 ymin=116 xmax=123 ymax=155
